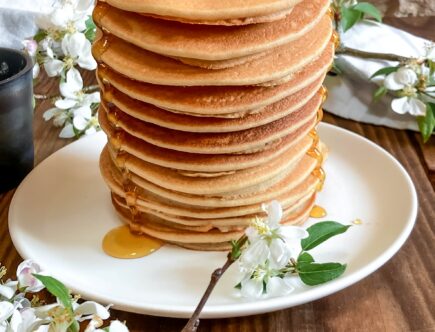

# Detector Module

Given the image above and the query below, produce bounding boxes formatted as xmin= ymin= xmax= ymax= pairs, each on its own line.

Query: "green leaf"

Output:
xmin=370 ymin=66 xmax=399 ymax=79
xmin=417 ymin=103 xmax=435 ymax=143
xmin=297 ymin=252 xmax=314 ymax=264
xmin=353 ymin=2 xmax=383 ymax=22
xmin=373 ymin=86 xmax=387 ymax=102
xmin=84 ymin=17 xmax=97 ymax=42
xmin=301 ymin=221 xmax=351 ymax=251
xmin=298 ymin=262 xmax=347 ymax=286
xmin=429 ymin=59 xmax=435 ymax=76
xmin=33 ymin=274 xmax=73 ymax=313
xmin=341 ymin=7 xmax=363 ymax=32
xmin=33 ymin=30 xmax=47 ymax=43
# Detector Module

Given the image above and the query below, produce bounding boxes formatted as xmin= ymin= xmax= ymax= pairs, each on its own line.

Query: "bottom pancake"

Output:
xmin=112 ymin=192 xmax=316 ymax=251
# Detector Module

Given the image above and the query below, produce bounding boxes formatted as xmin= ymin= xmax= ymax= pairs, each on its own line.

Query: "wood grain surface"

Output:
xmin=0 ymin=13 xmax=434 ymax=332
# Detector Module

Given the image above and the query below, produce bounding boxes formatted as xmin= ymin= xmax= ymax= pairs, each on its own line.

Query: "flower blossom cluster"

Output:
xmin=237 ymin=201 xmax=308 ymax=299
xmin=22 ymin=0 xmax=100 ymax=139
xmin=0 ymin=260 xmax=128 ymax=332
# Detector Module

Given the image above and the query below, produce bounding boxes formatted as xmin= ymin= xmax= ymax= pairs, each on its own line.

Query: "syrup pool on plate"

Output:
xmin=102 ymin=225 xmax=163 ymax=259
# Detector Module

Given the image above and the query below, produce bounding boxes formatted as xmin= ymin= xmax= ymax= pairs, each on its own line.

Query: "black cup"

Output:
xmin=0 ymin=48 xmax=34 ymax=193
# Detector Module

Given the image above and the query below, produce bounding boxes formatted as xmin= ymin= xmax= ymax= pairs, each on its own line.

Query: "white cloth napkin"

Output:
xmin=324 ymin=20 xmax=430 ymax=131
xmin=0 ymin=0 xmax=54 ymax=49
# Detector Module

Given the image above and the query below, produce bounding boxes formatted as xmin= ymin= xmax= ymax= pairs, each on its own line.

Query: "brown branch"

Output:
xmin=34 ymin=85 xmax=100 ymax=101
xmin=181 ymin=236 xmax=248 ymax=332
xmin=336 ymin=46 xmax=414 ymax=63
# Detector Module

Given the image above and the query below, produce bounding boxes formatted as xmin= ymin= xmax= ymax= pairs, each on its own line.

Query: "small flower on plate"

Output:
xmin=16 ymin=260 xmax=44 ymax=293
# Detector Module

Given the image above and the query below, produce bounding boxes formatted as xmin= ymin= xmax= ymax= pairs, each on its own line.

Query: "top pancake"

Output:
xmin=94 ymin=0 xmax=329 ymax=61
xmin=104 ymin=0 xmax=301 ymax=21
xmin=93 ymin=14 xmax=332 ymax=86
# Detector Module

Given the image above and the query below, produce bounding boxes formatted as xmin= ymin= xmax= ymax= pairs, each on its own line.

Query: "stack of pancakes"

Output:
xmin=93 ymin=0 xmax=335 ymax=250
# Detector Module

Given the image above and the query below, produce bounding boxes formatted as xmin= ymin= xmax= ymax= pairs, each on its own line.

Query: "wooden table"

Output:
xmin=1 ymin=15 xmax=434 ymax=332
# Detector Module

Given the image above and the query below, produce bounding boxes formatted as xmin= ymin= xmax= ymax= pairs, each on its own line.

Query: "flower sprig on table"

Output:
xmin=0 ymin=260 xmax=129 ymax=332
xmin=331 ymin=0 xmax=435 ymax=142
xmin=182 ymin=201 xmax=351 ymax=332
xmin=23 ymin=0 xmax=100 ymax=139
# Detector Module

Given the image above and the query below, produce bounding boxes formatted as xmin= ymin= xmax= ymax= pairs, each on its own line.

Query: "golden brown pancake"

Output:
xmin=102 ymin=119 xmax=313 ymax=172
xmin=94 ymin=0 xmax=329 ymax=61
xmin=104 ymin=0 xmax=301 ymax=22
xmin=92 ymin=15 xmax=332 ymax=86
xmin=103 ymin=78 xmax=323 ymax=133
xmin=96 ymin=43 xmax=333 ymax=115
xmin=100 ymin=137 xmax=314 ymax=196
xmin=99 ymin=93 xmax=320 ymax=154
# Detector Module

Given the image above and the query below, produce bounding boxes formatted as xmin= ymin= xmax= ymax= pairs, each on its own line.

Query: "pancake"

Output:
xmin=103 ymin=118 xmax=313 ymax=172
xmin=99 ymin=93 xmax=320 ymax=154
xmin=112 ymin=186 xmax=315 ymax=230
xmin=113 ymin=193 xmax=315 ymax=250
xmin=104 ymin=0 xmax=301 ymax=22
xmin=103 ymin=78 xmax=323 ymax=133
xmin=92 ymin=15 xmax=332 ymax=86
xmin=94 ymin=0 xmax=329 ymax=61
xmin=100 ymin=136 xmax=315 ymax=196
xmin=96 ymin=43 xmax=333 ymax=115
xmin=142 ymin=6 xmax=295 ymax=26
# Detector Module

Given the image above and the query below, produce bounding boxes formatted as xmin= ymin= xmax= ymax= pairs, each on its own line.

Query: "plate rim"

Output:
xmin=8 ymin=123 xmax=418 ymax=318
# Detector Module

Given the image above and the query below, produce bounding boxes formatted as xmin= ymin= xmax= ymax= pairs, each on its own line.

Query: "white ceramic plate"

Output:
xmin=9 ymin=123 xmax=417 ymax=319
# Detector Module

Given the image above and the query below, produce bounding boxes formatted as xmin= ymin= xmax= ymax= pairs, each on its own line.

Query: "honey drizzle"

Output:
xmin=331 ymin=30 xmax=340 ymax=49
xmin=310 ymin=205 xmax=327 ymax=218
xmin=93 ymin=1 xmax=110 ymax=26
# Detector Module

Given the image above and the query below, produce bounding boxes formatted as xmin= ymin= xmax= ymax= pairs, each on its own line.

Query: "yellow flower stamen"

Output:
xmin=251 ymin=217 xmax=270 ymax=235
xmin=0 ymin=265 xmax=6 ymax=279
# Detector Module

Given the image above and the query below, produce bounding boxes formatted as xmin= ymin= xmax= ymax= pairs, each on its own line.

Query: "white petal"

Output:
xmin=240 ymin=278 xmax=264 ymax=299
xmin=53 ymin=113 xmax=69 ymax=127
xmin=33 ymin=63 xmax=41 ymax=79
xmin=384 ymin=72 xmax=404 ymax=90
xmin=108 ymin=320 xmax=129 ymax=332
xmin=10 ymin=309 xmax=22 ymax=331
xmin=60 ymin=68 xmax=83 ymax=98
xmin=77 ymin=52 xmax=97 ymax=71
xmin=264 ymin=201 xmax=282 ymax=228
xmin=50 ymin=7 xmax=72 ymax=29
xmin=75 ymin=301 xmax=110 ymax=320
xmin=43 ymin=108 xmax=59 ymax=121
xmin=74 ymin=105 xmax=92 ymax=119
xmin=84 ymin=92 xmax=101 ymax=104
xmin=73 ymin=115 xmax=89 ymax=131
xmin=55 ymin=98 xmax=78 ymax=110
xmin=59 ymin=124 xmax=75 ymax=138
xmin=408 ymin=98 xmax=427 ymax=116
xmin=244 ymin=226 xmax=260 ymax=243
xmin=391 ymin=97 xmax=412 ymax=115
xmin=279 ymin=226 xmax=309 ymax=240
xmin=44 ymin=59 xmax=64 ymax=77
xmin=395 ymin=67 xmax=418 ymax=86
xmin=266 ymin=277 xmax=294 ymax=297
xmin=269 ymin=239 xmax=292 ymax=269
xmin=239 ymin=240 xmax=269 ymax=271
xmin=0 ymin=301 xmax=14 ymax=323
xmin=0 ymin=284 xmax=16 ymax=300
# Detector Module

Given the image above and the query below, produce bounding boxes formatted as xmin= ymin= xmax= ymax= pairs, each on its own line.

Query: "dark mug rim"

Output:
xmin=0 ymin=47 xmax=33 ymax=86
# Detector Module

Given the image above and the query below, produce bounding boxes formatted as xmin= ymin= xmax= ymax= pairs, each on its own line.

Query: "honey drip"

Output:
xmin=316 ymin=107 xmax=324 ymax=124
xmin=331 ymin=30 xmax=340 ymax=49
xmin=327 ymin=7 xmax=335 ymax=20
xmin=93 ymin=2 xmax=110 ymax=26
xmin=320 ymin=86 xmax=328 ymax=103
xmin=307 ymin=128 xmax=326 ymax=192
xmin=310 ymin=205 xmax=327 ymax=218
xmin=92 ymin=35 xmax=110 ymax=62
xmin=352 ymin=218 xmax=363 ymax=225
xmin=313 ymin=168 xmax=326 ymax=191
xmin=102 ymin=225 xmax=163 ymax=259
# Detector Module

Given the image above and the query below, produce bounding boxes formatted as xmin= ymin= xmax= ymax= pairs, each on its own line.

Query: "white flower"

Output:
xmin=74 ymin=301 xmax=110 ymax=321
xmin=240 ymin=277 xmax=264 ymax=299
xmin=16 ymin=260 xmax=44 ymax=293
xmin=8 ymin=309 xmax=49 ymax=332
xmin=384 ymin=67 xmax=418 ymax=91
xmin=266 ymin=276 xmax=294 ymax=297
xmin=44 ymin=32 xmax=96 ymax=77
xmin=391 ymin=96 xmax=426 ymax=116
xmin=61 ymin=32 xmax=96 ymax=71
xmin=22 ymin=40 xmax=38 ymax=58
xmin=239 ymin=240 xmax=269 ymax=272
xmin=0 ymin=302 xmax=14 ymax=324
xmin=36 ymin=0 xmax=94 ymax=32
xmin=0 ymin=281 xmax=17 ymax=300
